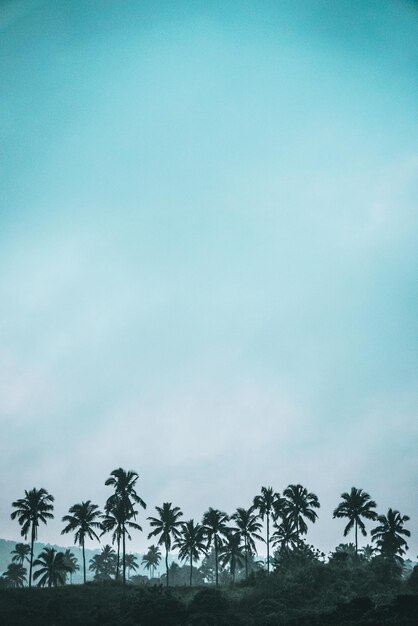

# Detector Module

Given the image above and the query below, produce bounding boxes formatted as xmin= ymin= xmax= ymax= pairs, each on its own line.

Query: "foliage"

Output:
xmin=33 ymin=547 xmax=71 ymax=587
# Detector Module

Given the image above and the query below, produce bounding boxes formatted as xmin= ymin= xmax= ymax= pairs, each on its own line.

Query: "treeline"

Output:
xmin=1 ymin=468 xmax=413 ymax=591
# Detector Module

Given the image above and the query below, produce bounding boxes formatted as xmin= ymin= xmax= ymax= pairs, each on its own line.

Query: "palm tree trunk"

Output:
xmin=29 ymin=524 xmax=35 ymax=588
xmin=116 ymin=534 xmax=120 ymax=581
xmin=355 ymin=520 xmax=358 ymax=555
xmin=267 ymin=514 xmax=270 ymax=573
xmin=245 ymin=537 xmax=248 ymax=579
xmin=122 ymin=523 xmax=126 ymax=585
xmin=190 ymin=549 xmax=193 ymax=586
xmin=215 ymin=536 xmax=218 ymax=586
xmin=82 ymin=539 xmax=86 ymax=584
xmin=165 ymin=545 xmax=169 ymax=587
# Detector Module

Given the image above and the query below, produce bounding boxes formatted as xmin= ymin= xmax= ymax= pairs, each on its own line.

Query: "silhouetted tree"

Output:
xmin=253 ymin=486 xmax=280 ymax=572
xmin=11 ymin=543 xmax=30 ymax=569
xmin=33 ymin=547 xmax=70 ymax=587
xmin=105 ymin=468 xmax=146 ymax=585
xmin=371 ymin=508 xmax=411 ymax=562
xmin=333 ymin=487 xmax=377 ymax=553
xmin=202 ymin=508 xmax=229 ymax=587
xmin=125 ymin=553 xmax=139 ymax=579
xmin=174 ymin=519 xmax=207 ymax=585
xmin=89 ymin=544 xmax=117 ymax=581
xmin=1 ymin=563 xmax=27 ymax=588
xmin=271 ymin=516 xmax=299 ymax=554
xmin=218 ymin=532 xmax=245 ymax=583
xmin=283 ymin=484 xmax=320 ymax=541
xmin=62 ymin=548 xmax=79 ymax=584
xmin=61 ymin=501 xmax=102 ymax=583
xmin=142 ymin=545 xmax=162 ymax=579
xmin=11 ymin=488 xmax=54 ymax=587
xmin=231 ymin=507 xmax=263 ymax=579
xmin=148 ymin=503 xmax=183 ymax=586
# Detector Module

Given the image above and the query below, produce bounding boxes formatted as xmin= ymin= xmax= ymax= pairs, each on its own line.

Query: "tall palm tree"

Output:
xmin=148 ymin=502 xmax=183 ymax=586
xmin=11 ymin=488 xmax=54 ymax=587
xmin=62 ymin=549 xmax=79 ymax=584
xmin=333 ymin=487 xmax=377 ymax=554
xmin=61 ymin=501 xmax=102 ymax=583
xmin=231 ymin=507 xmax=264 ymax=579
xmin=271 ymin=516 xmax=299 ymax=554
xmin=371 ymin=508 xmax=411 ymax=562
xmin=11 ymin=543 xmax=31 ymax=568
xmin=282 ymin=484 xmax=320 ymax=542
xmin=142 ymin=545 xmax=162 ymax=579
xmin=174 ymin=519 xmax=207 ymax=586
xmin=33 ymin=548 xmax=70 ymax=587
xmin=201 ymin=508 xmax=229 ymax=586
xmin=105 ymin=468 xmax=146 ymax=585
xmin=100 ymin=504 xmax=123 ymax=580
xmin=253 ymin=487 xmax=280 ymax=573
xmin=360 ymin=544 xmax=376 ymax=562
xmin=1 ymin=563 xmax=27 ymax=588
xmin=218 ymin=532 xmax=246 ymax=583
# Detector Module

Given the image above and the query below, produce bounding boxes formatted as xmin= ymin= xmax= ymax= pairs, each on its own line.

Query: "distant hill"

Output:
xmin=0 ymin=538 xmax=165 ymax=583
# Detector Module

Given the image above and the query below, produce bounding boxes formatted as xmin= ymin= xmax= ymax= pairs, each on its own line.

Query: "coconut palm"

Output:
xmin=33 ymin=547 xmax=70 ymax=587
xmin=271 ymin=515 xmax=299 ymax=554
xmin=142 ymin=545 xmax=162 ymax=579
xmin=371 ymin=508 xmax=411 ymax=562
xmin=105 ymin=468 xmax=146 ymax=585
xmin=101 ymin=501 xmax=140 ymax=581
xmin=361 ymin=544 xmax=376 ymax=562
xmin=61 ymin=501 xmax=102 ymax=583
xmin=148 ymin=502 xmax=183 ymax=586
xmin=333 ymin=487 xmax=377 ymax=554
xmin=201 ymin=508 xmax=230 ymax=586
xmin=11 ymin=543 xmax=31 ymax=568
xmin=282 ymin=484 xmax=320 ymax=541
xmin=125 ymin=553 xmax=139 ymax=579
xmin=62 ymin=549 xmax=79 ymax=584
xmin=11 ymin=488 xmax=54 ymax=587
xmin=1 ymin=563 xmax=27 ymax=588
xmin=89 ymin=544 xmax=117 ymax=581
xmin=218 ymin=532 xmax=246 ymax=583
xmin=253 ymin=487 xmax=280 ymax=573
xmin=174 ymin=519 xmax=207 ymax=586
xmin=231 ymin=507 xmax=264 ymax=579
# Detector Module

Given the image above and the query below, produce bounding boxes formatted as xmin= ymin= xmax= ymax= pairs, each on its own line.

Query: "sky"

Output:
xmin=0 ymin=0 xmax=417 ymax=558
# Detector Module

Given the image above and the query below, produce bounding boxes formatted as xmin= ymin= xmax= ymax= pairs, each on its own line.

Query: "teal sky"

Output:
xmin=1 ymin=0 xmax=417 ymax=556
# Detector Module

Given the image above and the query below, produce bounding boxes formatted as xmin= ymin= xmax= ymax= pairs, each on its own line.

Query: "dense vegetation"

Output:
xmin=1 ymin=467 xmax=416 ymax=624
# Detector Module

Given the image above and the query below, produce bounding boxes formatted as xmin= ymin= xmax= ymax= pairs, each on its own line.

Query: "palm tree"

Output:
xmin=174 ymin=519 xmax=207 ymax=586
xmin=201 ymin=508 xmax=229 ymax=586
xmin=11 ymin=543 xmax=30 ymax=568
xmin=125 ymin=553 xmax=139 ymax=580
xmin=11 ymin=488 xmax=54 ymax=587
xmin=1 ymin=563 xmax=27 ymax=588
xmin=142 ymin=545 xmax=162 ymax=579
xmin=105 ymin=468 xmax=146 ymax=585
xmin=371 ymin=508 xmax=411 ymax=562
xmin=253 ymin=487 xmax=280 ymax=573
xmin=100 ymin=504 xmax=123 ymax=580
xmin=148 ymin=502 xmax=183 ymax=586
xmin=282 ymin=484 xmax=320 ymax=541
xmin=33 ymin=548 xmax=70 ymax=587
xmin=62 ymin=549 xmax=79 ymax=584
xmin=231 ymin=507 xmax=264 ymax=579
xmin=333 ymin=487 xmax=377 ymax=554
xmin=271 ymin=516 xmax=299 ymax=554
xmin=61 ymin=501 xmax=102 ymax=583
xmin=361 ymin=544 xmax=376 ymax=562
xmin=218 ymin=532 xmax=246 ymax=583
xmin=89 ymin=544 xmax=117 ymax=581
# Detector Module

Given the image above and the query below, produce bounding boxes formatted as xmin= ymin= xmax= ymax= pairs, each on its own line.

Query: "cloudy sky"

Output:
xmin=1 ymin=0 xmax=417 ymax=557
